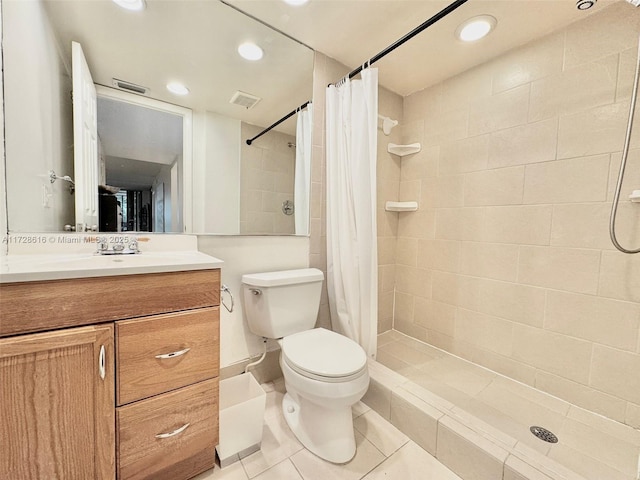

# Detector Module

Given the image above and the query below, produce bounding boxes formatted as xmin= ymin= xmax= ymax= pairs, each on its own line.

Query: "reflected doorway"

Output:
xmin=95 ymin=85 xmax=192 ymax=232
xmin=99 ymin=190 xmax=152 ymax=232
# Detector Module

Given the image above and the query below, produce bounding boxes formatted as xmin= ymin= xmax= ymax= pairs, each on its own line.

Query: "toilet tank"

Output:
xmin=241 ymin=268 xmax=324 ymax=339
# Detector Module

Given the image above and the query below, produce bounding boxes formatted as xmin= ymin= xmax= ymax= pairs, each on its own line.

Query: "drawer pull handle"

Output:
xmin=155 ymin=347 xmax=191 ymax=360
xmin=155 ymin=423 xmax=190 ymax=439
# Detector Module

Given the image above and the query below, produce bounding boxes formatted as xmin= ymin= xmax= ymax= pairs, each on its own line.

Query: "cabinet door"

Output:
xmin=0 ymin=325 xmax=115 ymax=480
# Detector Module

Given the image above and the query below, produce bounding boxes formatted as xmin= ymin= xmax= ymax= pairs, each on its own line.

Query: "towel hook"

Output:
xmin=221 ymin=284 xmax=234 ymax=313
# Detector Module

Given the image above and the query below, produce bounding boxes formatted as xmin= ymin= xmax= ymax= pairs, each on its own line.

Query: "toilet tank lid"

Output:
xmin=242 ymin=268 xmax=324 ymax=287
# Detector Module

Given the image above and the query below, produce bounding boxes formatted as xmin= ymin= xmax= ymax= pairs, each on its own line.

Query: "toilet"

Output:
xmin=242 ymin=268 xmax=369 ymax=464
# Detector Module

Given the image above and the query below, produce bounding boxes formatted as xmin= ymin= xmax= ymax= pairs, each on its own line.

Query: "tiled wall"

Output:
xmin=395 ymin=3 xmax=640 ymax=428
xmin=377 ymin=89 xmax=404 ymax=333
xmin=239 ymin=123 xmax=296 ymax=235
xmin=310 ymin=53 xmax=403 ymax=333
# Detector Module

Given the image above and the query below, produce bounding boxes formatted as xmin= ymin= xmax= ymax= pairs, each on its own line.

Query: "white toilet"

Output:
xmin=242 ymin=268 xmax=369 ymax=464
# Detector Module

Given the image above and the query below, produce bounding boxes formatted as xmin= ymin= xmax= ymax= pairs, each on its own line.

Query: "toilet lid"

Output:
xmin=282 ymin=328 xmax=367 ymax=379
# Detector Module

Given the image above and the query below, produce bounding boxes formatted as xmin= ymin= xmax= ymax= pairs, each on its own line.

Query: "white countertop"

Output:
xmin=0 ymin=250 xmax=223 ymax=283
xmin=0 ymin=233 xmax=224 ymax=283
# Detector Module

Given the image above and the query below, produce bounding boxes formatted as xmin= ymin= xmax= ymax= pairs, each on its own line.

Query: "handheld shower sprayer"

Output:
xmin=609 ymin=33 xmax=640 ymax=254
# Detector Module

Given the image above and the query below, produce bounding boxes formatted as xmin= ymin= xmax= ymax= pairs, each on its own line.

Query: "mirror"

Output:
xmin=2 ymin=0 xmax=314 ymax=234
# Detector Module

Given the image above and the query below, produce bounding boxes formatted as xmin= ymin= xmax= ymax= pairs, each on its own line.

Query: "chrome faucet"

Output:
xmin=95 ymin=236 xmax=140 ymax=255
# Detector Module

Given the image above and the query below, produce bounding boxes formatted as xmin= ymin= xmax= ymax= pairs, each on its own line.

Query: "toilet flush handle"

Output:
xmin=249 ymin=288 xmax=262 ymax=296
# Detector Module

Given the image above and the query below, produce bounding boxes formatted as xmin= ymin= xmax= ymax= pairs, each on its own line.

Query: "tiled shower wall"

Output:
xmin=394 ymin=3 xmax=640 ymax=428
xmin=240 ymin=123 xmax=296 ymax=234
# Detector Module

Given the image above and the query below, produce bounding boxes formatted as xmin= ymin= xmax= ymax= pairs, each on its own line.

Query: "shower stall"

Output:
xmin=311 ymin=0 xmax=639 ymax=476
xmin=364 ymin=2 xmax=640 ymax=479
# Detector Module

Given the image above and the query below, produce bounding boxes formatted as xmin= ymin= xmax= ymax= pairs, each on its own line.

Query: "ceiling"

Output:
xmin=97 ymin=97 xmax=183 ymax=167
xmin=32 ymin=0 xmax=627 ymax=181
xmin=228 ymin=0 xmax=619 ymax=96
xmin=41 ymin=0 xmax=314 ymax=133
xmin=97 ymin=96 xmax=184 ymax=190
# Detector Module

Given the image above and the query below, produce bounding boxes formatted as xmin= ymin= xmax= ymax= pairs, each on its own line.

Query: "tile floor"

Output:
xmin=375 ymin=330 xmax=640 ymax=480
xmin=193 ymin=378 xmax=462 ymax=480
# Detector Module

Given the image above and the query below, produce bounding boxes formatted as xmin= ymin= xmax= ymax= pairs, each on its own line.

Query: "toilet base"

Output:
xmin=282 ymin=392 xmax=356 ymax=464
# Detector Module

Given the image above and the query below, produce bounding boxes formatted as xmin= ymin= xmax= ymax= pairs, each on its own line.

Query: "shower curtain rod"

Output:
xmin=329 ymin=0 xmax=469 ymax=87
xmin=246 ymin=100 xmax=311 ymax=145
xmin=246 ymin=0 xmax=467 ymax=145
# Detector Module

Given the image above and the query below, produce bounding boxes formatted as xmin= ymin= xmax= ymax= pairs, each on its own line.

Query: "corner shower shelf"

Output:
xmin=385 ymin=201 xmax=418 ymax=212
xmin=387 ymin=143 xmax=421 ymax=157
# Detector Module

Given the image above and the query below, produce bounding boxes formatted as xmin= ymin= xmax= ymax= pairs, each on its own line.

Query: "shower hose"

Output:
xmin=610 ymin=34 xmax=640 ymax=254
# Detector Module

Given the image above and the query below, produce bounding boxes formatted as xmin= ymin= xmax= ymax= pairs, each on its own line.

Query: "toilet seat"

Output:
xmin=281 ymin=328 xmax=367 ymax=383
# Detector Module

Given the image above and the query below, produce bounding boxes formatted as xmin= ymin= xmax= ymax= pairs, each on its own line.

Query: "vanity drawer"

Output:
xmin=0 ymin=269 xmax=220 ymax=337
xmin=117 ymin=378 xmax=218 ymax=480
xmin=116 ymin=308 xmax=219 ymax=405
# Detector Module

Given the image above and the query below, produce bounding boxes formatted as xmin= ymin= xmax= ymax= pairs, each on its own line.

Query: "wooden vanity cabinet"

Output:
xmin=0 ymin=268 xmax=221 ymax=480
xmin=0 ymin=325 xmax=115 ymax=480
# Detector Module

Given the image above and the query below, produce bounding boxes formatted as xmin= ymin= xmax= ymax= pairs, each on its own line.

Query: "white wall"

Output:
xmin=152 ymin=164 xmax=172 ymax=232
xmin=197 ymin=235 xmax=309 ymax=367
xmin=4 ymin=0 xmax=74 ymax=232
xmin=192 ymin=111 xmax=241 ymax=234
xmin=0 ymin=5 xmax=7 ymax=248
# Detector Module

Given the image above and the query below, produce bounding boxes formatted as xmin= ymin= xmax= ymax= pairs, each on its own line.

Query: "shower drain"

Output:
xmin=530 ymin=426 xmax=558 ymax=443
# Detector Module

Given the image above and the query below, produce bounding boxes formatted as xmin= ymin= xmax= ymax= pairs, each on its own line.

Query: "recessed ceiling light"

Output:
xmin=238 ymin=42 xmax=264 ymax=61
xmin=166 ymin=82 xmax=189 ymax=95
xmin=283 ymin=0 xmax=309 ymax=5
xmin=456 ymin=15 xmax=497 ymax=42
xmin=112 ymin=0 xmax=146 ymax=11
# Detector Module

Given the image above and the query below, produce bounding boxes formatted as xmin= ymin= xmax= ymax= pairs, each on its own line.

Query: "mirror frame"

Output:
xmin=95 ymin=85 xmax=193 ymax=233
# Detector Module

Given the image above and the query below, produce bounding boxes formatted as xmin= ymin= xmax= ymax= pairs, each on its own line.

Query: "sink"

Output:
xmin=0 ymin=251 xmax=224 ymax=283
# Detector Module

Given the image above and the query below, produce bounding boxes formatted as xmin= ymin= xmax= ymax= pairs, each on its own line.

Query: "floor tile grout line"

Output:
xmin=287 ymin=457 xmax=306 ymax=480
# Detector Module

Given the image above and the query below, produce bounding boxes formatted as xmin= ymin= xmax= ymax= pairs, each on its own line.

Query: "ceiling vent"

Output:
xmin=229 ymin=91 xmax=261 ymax=109
xmin=112 ymin=78 xmax=149 ymax=96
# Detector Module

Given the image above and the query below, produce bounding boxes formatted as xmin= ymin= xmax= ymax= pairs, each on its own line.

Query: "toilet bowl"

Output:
xmin=241 ymin=269 xmax=370 ymax=464
xmin=279 ymin=328 xmax=369 ymax=463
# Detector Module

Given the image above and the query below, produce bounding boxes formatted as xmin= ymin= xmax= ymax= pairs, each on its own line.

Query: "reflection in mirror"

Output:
xmin=240 ymin=125 xmax=297 ymax=235
xmin=2 ymin=0 xmax=314 ymax=235
xmin=96 ymin=88 xmax=189 ymax=233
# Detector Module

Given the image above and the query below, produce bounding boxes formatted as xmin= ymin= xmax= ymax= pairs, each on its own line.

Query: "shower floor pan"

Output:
xmin=365 ymin=330 xmax=640 ymax=480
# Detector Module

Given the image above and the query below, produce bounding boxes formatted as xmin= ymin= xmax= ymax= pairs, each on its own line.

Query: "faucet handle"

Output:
xmin=128 ymin=238 xmax=139 ymax=253
xmin=97 ymin=236 xmax=109 ymax=252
